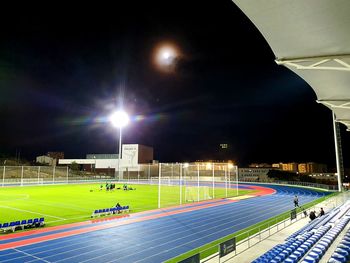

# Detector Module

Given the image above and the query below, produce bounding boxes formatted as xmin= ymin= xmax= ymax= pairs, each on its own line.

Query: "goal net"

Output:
xmin=150 ymin=177 xmax=172 ymax=186
xmin=185 ymin=186 xmax=211 ymax=202
xmin=21 ymin=178 xmax=44 ymax=186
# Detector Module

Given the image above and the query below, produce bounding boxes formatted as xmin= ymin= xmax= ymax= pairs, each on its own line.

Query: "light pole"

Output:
xmin=110 ymin=110 xmax=129 ymax=181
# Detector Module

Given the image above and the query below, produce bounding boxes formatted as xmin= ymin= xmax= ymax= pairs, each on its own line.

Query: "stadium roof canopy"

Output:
xmin=233 ymin=0 xmax=350 ymax=131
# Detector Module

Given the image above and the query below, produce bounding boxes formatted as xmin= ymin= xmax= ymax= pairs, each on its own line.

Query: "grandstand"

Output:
xmin=227 ymin=193 xmax=350 ymax=263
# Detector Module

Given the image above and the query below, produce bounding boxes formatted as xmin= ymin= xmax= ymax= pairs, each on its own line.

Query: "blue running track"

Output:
xmin=0 ymin=183 xmax=330 ymax=263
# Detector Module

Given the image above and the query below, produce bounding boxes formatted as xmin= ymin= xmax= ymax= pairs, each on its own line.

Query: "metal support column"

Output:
xmin=333 ymin=112 xmax=343 ymax=192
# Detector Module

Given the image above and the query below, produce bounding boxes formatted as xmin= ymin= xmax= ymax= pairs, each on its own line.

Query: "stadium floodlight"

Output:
xmin=109 ymin=110 xmax=129 ymax=180
xmin=110 ymin=111 xmax=129 ymax=128
xmin=183 ymin=163 xmax=189 ymax=168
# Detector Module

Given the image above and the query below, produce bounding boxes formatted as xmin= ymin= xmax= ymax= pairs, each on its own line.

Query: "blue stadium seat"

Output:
xmin=334 ymin=248 xmax=349 ymax=259
xmin=302 ymin=255 xmax=317 ymax=263
xmin=38 ymin=218 xmax=45 ymax=226
xmin=328 ymin=258 xmax=343 ymax=263
xmin=331 ymin=253 xmax=347 ymax=262
xmin=338 ymin=244 xmax=350 ymax=252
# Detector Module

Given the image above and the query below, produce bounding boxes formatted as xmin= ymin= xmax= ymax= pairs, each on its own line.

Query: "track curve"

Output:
xmin=0 ymin=183 xmax=330 ymax=263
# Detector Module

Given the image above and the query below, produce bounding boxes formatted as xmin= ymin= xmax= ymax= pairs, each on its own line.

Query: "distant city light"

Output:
xmin=206 ymin=163 xmax=212 ymax=170
xmin=220 ymin=143 xmax=228 ymax=149
xmin=110 ymin=110 xmax=129 ymax=128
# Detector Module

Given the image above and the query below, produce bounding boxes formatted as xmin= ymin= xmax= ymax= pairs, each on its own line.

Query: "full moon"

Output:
xmin=153 ymin=43 xmax=180 ymax=71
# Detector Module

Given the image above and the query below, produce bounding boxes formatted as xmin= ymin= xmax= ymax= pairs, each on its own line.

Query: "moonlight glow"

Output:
xmin=153 ymin=43 xmax=180 ymax=71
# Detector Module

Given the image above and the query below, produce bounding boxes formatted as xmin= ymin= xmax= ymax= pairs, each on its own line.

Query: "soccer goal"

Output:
xmin=21 ymin=178 xmax=44 ymax=186
xmin=150 ymin=176 xmax=172 ymax=186
xmin=185 ymin=186 xmax=211 ymax=202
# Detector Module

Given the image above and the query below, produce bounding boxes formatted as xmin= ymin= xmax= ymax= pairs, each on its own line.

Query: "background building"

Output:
xmin=58 ymin=144 xmax=154 ymax=175
xmin=272 ymin=162 xmax=327 ymax=174
xmin=248 ymin=163 xmax=272 ymax=168
xmin=36 ymin=155 xmax=56 ymax=166
xmin=47 ymin=152 xmax=64 ymax=161
xmin=36 ymin=152 xmax=64 ymax=166
xmin=238 ymin=168 xmax=270 ymax=182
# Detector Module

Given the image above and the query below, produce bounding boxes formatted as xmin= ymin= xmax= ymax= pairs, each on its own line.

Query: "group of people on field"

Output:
xmin=99 ymin=183 xmax=135 ymax=191
xmin=293 ymin=195 xmax=325 ymax=222
xmin=100 ymin=182 xmax=116 ymax=191
xmin=123 ymin=183 xmax=136 ymax=191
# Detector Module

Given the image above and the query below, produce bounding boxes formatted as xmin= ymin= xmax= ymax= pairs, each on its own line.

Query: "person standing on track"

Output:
xmin=293 ymin=195 xmax=300 ymax=208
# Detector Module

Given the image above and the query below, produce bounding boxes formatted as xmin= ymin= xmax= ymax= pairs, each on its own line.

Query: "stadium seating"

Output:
xmin=0 ymin=217 xmax=45 ymax=232
xmin=252 ymin=203 xmax=350 ymax=263
xmin=327 ymin=222 xmax=350 ymax=262
xmin=286 ymin=209 xmax=341 ymax=241
xmin=91 ymin=206 xmax=130 ymax=218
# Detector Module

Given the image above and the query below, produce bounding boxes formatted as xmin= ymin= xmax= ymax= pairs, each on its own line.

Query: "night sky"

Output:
xmin=0 ymin=1 xmax=348 ymax=167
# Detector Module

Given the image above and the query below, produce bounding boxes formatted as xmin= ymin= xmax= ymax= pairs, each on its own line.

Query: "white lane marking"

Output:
xmin=0 ymin=194 xmax=30 ymax=202
xmin=13 ymin=248 xmax=51 ymax=263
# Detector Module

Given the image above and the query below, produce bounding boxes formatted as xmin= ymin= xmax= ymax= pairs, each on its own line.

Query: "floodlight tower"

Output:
xmin=110 ymin=110 xmax=129 ymax=180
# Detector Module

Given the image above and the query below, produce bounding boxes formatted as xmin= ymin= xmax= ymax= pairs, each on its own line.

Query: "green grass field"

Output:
xmin=0 ymin=183 xmax=255 ymax=228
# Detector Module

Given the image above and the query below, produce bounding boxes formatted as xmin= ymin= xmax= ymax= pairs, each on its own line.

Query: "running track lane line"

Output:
xmin=0 ymin=199 xmax=238 ymax=250
xmin=0 ymin=184 xmax=274 ymax=243
xmin=0 ymin=198 xmax=230 ymax=242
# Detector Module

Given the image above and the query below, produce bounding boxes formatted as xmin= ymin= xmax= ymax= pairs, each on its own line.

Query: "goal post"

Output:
xmin=185 ymin=186 xmax=211 ymax=202
xmin=150 ymin=176 xmax=172 ymax=186
xmin=21 ymin=178 xmax=44 ymax=186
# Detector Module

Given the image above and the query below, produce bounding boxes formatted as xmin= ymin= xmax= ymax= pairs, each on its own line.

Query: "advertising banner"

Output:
xmin=219 ymin=237 xmax=236 ymax=258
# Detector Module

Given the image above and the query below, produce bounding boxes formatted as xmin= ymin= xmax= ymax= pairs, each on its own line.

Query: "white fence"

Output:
xmin=0 ymin=166 xmax=114 ymax=186
xmin=122 ymin=163 xmax=239 ymax=208
xmin=0 ymin=163 xmax=239 ymax=209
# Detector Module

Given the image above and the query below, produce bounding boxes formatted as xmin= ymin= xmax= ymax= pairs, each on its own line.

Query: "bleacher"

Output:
xmin=328 ymin=228 xmax=350 ymax=262
xmin=252 ymin=202 xmax=350 ymax=263
xmin=91 ymin=206 xmax=129 ymax=218
xmin=0 ymin=217 xmax=45 ymax=233
xmin=287 ymin=209 xmax=342 ymax=241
